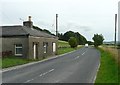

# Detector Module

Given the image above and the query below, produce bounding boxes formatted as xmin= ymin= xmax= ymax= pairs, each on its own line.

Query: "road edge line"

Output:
xmin=93 ymin=62 xmax=101 ymax=83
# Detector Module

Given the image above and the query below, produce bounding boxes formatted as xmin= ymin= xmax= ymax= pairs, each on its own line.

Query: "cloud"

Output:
xmin=74 ymin=25 xmax=91 ymax=32
xmin=65 ymin=21 xmax=92 ymax=32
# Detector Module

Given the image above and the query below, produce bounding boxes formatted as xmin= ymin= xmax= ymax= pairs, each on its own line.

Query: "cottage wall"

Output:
xmin=28 ymin=36 xmax=58 ymax=59
xmin=2 ymin=36 xmax=29 ymax=58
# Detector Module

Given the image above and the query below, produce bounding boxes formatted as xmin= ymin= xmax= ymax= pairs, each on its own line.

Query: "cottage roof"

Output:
xmin=0 ymin=25 xmax=56 ymax=38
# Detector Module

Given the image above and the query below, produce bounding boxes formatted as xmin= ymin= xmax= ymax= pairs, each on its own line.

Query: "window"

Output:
xmin=52 ymin=43 xmax=56 ymax=52
xmin=43 ymin=42 xmax=48 ymax=53
xmin=15 ymin=44 xmax=23 ymax=56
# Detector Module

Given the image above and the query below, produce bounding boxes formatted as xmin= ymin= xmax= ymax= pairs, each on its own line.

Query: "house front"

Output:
xmin=1 ymin=16 xmax=58 ymax=59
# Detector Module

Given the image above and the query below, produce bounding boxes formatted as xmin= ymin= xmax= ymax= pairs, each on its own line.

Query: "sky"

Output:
xmin=0 ymin=0 xmax=120 ymax=41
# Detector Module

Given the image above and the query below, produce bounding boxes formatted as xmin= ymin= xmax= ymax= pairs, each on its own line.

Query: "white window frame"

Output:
xmin=15 ymin=44 xmax=23 ymax=56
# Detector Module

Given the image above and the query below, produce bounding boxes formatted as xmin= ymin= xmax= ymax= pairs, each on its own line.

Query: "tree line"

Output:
xmin=33 ymin=25 xmax=104 ymax=48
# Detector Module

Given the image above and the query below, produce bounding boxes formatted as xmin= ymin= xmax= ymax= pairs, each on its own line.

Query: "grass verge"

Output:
xmin=95 ymin=48 xmax=119 ymax=83
xmin=2 ymin=56 xmax=36 ymax=68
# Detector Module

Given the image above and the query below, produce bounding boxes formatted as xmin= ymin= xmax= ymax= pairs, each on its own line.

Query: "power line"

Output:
xmin=1 ymin=12 xmax=15 ymax=23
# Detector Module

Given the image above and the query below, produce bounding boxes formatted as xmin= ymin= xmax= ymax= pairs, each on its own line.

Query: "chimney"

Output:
xmin=23 ymin=16 xmax=33 ymax=28
xmin=28 ymin=16 xmax=31 ymax=21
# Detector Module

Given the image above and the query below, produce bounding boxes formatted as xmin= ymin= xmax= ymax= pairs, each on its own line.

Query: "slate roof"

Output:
xmin=0 ymin=25 xmax=56 ymax=38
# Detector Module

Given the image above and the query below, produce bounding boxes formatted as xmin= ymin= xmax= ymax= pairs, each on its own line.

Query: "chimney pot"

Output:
xmin=28 ymin=16 xmax=31 ymax=21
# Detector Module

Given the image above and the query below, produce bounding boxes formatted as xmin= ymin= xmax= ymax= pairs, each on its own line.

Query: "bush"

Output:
xmin=92 ymin=34 xmax=104 ymax=47
xmin=2 ymin=51 xmax=13 ymax=58
xmin=68 ymin=37 xmax=78 ymax=48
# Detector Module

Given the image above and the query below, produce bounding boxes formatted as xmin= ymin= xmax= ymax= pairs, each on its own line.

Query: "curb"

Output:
xmin=2 ymin=49 xmax=77 ymax=72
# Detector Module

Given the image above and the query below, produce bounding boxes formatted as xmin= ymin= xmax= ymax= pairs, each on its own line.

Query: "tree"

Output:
xmin=74 ymin=32 xmax=87 ymax=45
xmin=87 ymin=41 xmax=94 ymax=45
xmin=42 ymin=29 xmax=52 ymax=34
xmin=61 ymin=31 xmax=87 ymax=45
xmin=58 ymin=33 xmax=63 ymax=40
xmin=33 ymin=26 xmax=42 ymax=31
xmin=92 ymin=34 xmax=104 ymax=47
xmin=68 ymin=37 xmax=78 ymax=48
xmin=33 ymin=25 xmax=55 ymax=36
xmin=63 ymin=31 xmax=75 ymax=41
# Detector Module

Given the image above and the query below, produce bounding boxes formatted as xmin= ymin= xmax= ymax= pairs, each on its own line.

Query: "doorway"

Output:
xmin=33 ymin=43 xmax=38 ymax=59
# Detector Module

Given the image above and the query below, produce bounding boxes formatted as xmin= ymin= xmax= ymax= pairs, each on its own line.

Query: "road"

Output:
xmin=2 ymin=46 xmax=100 ymax=83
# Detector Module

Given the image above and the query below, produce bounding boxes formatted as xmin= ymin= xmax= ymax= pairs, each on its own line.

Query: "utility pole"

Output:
xmin=115 ymin=14 xmax=117 ymax=47
xmin=56 ymin=14 xmax=58 ymax=37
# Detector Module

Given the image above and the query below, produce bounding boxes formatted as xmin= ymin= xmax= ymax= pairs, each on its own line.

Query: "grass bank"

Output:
xmin=95 ymin=47 xmax=119 ymax=83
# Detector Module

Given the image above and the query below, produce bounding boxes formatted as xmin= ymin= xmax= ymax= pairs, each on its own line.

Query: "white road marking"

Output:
xmin=55 ymin=80 xmax=60 ymax=83
xmin=39 ymin=74 xmax=43 ymax=77
xmin=93 ymin=63 xmax=101 ymax=83
xmin=24 ymin=79 xmax=32 ymax=83
xmin=24 ymin=68 xmax=55 ymax=83
xmin=93 ymin=75 xmax=97 ymax=83
xmin=31 ymin=79 xmax=34 ymax=81
xmin=82 ymin=52 xmax=85 ymax=55
xmin=42 ymin=69 xmax=54 ymax=76
xmin=75 ymin=56 xmax=80 ymax=59
xmin=82 ymin=50 xmax=88 ymax=55
xmin=49 ymin=69 xmax=54 ymax=72
xmin=43 ymin=72 xmax=48 ymax=75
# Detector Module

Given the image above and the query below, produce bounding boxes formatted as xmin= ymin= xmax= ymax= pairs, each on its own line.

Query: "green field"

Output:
xmin=58 ymin=40 xmax=82 ymax=55
xmin=58 ymin=47 xmax=76 ymax=55
xmin=58 ymin=40 xmax=70 ymax=48
xmin=95 ymin=48 xmax=119 ymax=83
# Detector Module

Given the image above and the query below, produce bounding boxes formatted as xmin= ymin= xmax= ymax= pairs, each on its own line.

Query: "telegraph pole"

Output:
xmin=56 ymin=14 xmax=58 ymax=37
xmin=115 ymin=14 xmax=117 ymax=47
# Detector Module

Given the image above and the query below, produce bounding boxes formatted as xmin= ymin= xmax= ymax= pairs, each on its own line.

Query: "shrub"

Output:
xmin=2 ymin=51 xmax=13 ymax=58
xmin=68 ymin=37 xmax=78 ymax=48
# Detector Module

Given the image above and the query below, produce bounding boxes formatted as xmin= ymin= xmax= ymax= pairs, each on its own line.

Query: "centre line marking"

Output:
xmin=24 ymin=80 xmax=31 ymax=83
xmin=49 ymin=69 xmax=54 ymax=72
xmin=24 ymin=69 xmax=55 ymax=83
xmin=75 ymin=56 xmax=79 ymax=59
xmin=82 ymin=52 xmax=85 ymax=55
xmin=39 ymin=74 xmax=43 ymax=77
xmin=55 ymin=80 xmax=60 ymax=83
xmin=43 ymin=72 xmax=48 ymax=75
xmin=41 ymin=69 xmax=54 ymax=76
